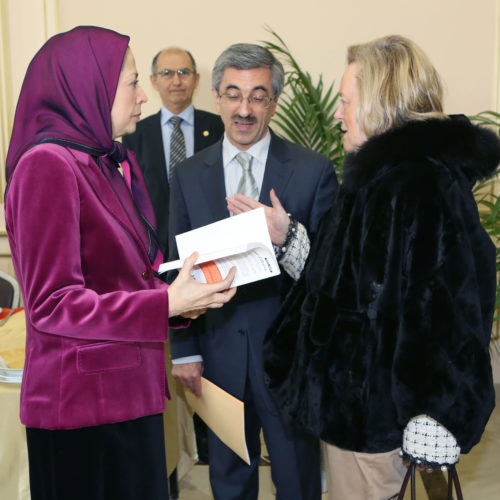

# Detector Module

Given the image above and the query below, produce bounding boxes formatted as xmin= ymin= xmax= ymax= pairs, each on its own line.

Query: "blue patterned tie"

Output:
xmin=236 ymin=152 xmax=259 ymax=200
xmin=169 ymin=116 xmax=186 ymax=181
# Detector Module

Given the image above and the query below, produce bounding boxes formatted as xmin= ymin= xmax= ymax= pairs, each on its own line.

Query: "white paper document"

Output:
xmin=159 ymin=208 xmax=280 ymax=287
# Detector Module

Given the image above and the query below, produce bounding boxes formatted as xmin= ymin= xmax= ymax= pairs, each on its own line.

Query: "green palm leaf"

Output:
xmin=471 ymin=111 xmax=500 ymax=348
xmin=262 ymin=27 xmax=345 ymax=176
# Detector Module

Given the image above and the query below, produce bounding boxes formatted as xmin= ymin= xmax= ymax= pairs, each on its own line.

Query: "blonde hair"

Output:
xmin=347 ymin=35 xmax=447 ymax=139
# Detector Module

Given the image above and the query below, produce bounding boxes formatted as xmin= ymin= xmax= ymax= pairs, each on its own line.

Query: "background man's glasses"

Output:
xmin=218 ymin=92 xmax=275 ymax=109
xmin=156 ymin=68 xmax=194 ymax=79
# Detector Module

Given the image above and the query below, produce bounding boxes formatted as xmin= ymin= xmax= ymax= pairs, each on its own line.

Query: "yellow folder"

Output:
xmin=184 ymin=377 xmax=250 ymax=465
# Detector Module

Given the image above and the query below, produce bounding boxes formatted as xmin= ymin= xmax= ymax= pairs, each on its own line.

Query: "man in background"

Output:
xmin=169 ymin=43 xmax=338 ymax=499
xmin=123 ymin=48 xmax=222 ymax=477
xmin=123 ymin=47 xmax=224 ymax=258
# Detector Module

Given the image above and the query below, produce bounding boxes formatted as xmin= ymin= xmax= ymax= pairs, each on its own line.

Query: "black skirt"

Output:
xmin=26 ymin=413 xmax=169 ymax=500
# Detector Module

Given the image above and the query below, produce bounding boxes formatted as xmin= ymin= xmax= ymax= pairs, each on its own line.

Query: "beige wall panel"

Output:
xmin=3 ymin=0 xmax=52 ymax=110
xmin=496 ymin=0 xmax=500 ymax=110
xmin=54 ymin=0 xmax=499 ymax=119
xmin=1 ymin=0 xmax=58 ymax=202
xmin=2 ymin=0 xmax=499 ymax=194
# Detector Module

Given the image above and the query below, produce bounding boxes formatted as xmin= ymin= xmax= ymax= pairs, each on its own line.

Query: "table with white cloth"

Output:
xmin=0 ymin=309 xmax=30 ymax=500
xmin=0 ymin=309 xmax=196 ymax=500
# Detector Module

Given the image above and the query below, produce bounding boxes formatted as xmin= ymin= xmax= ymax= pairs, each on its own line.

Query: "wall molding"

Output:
xmin=496 ymin=0 xmax=500 ymax=111
xmin=0 ymin=0 xmax=59 ymax=203
xmin=43 ymin=0 xmax=59 ymax=40
xmin=0 ymin=0 xmax=12 ymax=200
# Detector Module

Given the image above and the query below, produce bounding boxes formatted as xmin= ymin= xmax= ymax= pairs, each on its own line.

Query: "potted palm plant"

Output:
xmin=470 ymin=112 xmax=500 ymax=351
xmin=262 ymin=28 xmax=345 ymax=177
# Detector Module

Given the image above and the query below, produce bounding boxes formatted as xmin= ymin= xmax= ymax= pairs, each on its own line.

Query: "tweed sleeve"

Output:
xmin=274 ymin=218 xmax=310 ymax=281
xmin=402 ymin=415 xmax=460 ymax=468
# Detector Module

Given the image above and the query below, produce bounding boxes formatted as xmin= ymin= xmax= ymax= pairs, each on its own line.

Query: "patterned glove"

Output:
xmin=402 ymin=415 xmax=460 ymax=469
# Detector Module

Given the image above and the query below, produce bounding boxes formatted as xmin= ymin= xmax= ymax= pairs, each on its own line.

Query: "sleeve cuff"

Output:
xmin=171 ymin=355 xmax=204 ymax=365
xmin=275 ymin=218 xmax=310 ymax=281
xmin=402 ymin=415 xmax=461 ymax=467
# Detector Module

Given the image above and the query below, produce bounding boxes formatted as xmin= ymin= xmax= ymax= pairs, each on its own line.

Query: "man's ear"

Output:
xmin=212 ymin=88 xmax=221 ymax=114
xmin=150 ymin=74 xmax=159 ymax=91
xmin=269 ymin=95 xmax=279 ymax=117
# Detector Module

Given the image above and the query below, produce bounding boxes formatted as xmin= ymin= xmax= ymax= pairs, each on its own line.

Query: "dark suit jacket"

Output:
xmin=168 ymin=131 xmax=338 ymax=406
xmin=122 ymin=108 xmax=224 ymax=257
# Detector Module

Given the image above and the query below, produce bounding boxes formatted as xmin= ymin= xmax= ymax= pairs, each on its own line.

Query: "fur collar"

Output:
xmin=342 ymin=116 xmax=500 ymax=192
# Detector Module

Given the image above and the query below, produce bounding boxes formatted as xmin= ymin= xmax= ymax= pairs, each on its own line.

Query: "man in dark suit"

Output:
xmin=122 ymin=47 xmax=224 ymax=258
xmin=169 ymin=43 xmax=338 ymax=499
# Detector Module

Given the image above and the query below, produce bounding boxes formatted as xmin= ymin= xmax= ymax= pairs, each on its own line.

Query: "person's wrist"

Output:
xmin=277 ymin=213 xmax=291 ymax=246
xmin=276 ymin=215 xmax=295 ymax=257
xmin=167 ymin=286 xmax=179 ymax=318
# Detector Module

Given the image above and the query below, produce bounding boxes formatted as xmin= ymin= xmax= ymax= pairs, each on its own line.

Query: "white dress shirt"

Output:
xmin=222 ymin=131 xmax=270 ymax=199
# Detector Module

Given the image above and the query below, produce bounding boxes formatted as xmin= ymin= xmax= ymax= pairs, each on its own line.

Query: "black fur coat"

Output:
xmin=263 ymin=117 xmax=500 ymax=454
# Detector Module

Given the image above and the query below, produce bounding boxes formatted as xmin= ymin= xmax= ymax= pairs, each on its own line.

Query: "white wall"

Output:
xmin=2 ymin=0 xmax=499 ymax=153
xmin=54 ymin=0 xmax=500 ymax=118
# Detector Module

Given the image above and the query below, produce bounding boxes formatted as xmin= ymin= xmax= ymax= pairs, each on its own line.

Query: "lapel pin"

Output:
xmin=203 ymin=130 xmax=210 ymax=137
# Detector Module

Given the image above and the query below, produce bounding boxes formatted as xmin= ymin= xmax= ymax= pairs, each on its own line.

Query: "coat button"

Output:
xmin=238 ymin=329 xmax=245 ymax=335
xmin=142 ymin=271 xmax=149 ymax=280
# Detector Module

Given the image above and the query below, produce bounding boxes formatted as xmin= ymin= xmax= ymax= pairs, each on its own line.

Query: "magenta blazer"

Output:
xmin=5 ymin=144 xmax=171 ymax=430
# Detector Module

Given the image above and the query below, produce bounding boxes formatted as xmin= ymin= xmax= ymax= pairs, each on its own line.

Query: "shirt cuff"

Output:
xmin=171 ymin=355 xmax=204 ymax=365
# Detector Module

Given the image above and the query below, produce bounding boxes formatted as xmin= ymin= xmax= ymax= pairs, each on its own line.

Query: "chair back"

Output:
xmin=0 ymin=271 xmax=21 ymax=309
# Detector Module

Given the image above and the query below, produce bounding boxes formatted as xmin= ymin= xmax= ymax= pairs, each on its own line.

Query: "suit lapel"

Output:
xmin=199 ymin=141 xmax=229 ymax=221
xmin=195 ymin=132 xmax=292 ymax=222
xmin=194 ymin=110 xmax=206 ymax=152
xmin=194 ymin=110 xmax=214 ymax=152
xmin=260 ymin=132 xmax=294 ymax=205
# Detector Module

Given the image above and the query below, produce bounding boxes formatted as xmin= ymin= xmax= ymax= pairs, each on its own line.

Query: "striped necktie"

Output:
xmin=169 ymin=116 xmax=186 ymax=181
xmin=235 ymin=152 xmax=259 ymax=200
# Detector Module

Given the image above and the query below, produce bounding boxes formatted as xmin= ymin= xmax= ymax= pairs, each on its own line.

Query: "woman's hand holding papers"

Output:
xmin=167 ymin=252 xmax=237 ymax=318
xmin=227 ymin=189 xmax=290 ymax=246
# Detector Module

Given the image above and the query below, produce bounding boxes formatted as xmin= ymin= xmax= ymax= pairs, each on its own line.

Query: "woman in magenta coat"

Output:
xmin=5 ymin=26 xmax=236 ymax=500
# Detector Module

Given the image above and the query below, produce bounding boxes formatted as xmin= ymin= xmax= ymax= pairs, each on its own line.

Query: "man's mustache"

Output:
xmin=232 ymin=115 xmax=256 ymax=124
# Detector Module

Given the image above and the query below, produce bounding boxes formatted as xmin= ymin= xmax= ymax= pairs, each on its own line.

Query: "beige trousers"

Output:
xmin=325 ymin=442 xmax=407 ymax=500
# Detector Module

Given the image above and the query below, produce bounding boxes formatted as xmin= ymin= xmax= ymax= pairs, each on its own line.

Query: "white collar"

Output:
xmin=160 ymin=104 xmax=195 ymax=127
xmin=222 ymin=130 xmax=271 ymax=167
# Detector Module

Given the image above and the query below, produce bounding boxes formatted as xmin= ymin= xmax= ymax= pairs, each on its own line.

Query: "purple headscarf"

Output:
xmin=6 ymin=26 xmax=159 ymax=263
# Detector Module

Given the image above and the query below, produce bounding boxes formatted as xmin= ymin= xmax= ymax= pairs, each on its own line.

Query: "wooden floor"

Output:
xmin=176 ymin=385 xmax=500 ymax=499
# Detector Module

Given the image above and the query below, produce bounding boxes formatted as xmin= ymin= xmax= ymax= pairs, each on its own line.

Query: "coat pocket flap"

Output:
xmin=77 ymin=342 xmax=141 ymax=374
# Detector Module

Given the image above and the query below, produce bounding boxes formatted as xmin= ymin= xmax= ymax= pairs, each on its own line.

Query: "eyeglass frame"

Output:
xmin=154 ymin=68 xmax=195 ymax=79
xmin=217 ymin=91 xmax=276 ymax=109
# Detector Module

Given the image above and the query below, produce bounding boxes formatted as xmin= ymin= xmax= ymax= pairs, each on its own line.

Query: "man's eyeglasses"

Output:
xmin=155 ymin=68 xmax=194 ymax=79
xmin=218 ymin=92 xmax=275 ymax=109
